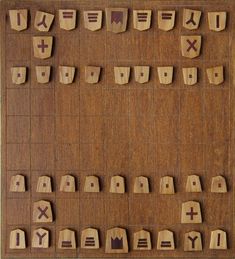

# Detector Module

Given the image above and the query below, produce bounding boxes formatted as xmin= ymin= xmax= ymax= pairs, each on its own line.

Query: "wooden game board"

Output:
xmin=1 ymin=0 xmax=235 ymax=258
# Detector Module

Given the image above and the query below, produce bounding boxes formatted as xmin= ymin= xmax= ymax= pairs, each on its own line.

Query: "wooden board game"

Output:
xmin=1 ymin=0 xmax=235 ymax=258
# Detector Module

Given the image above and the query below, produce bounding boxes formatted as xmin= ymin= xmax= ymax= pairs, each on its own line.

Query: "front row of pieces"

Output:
xmin=10 ymin=175 xmax=228 ymax=194
xmin=9 ymin=9 xmax=227 ymax=32
xmin=11 ymin=65 xmax=225 ymax=85
xmin=10 ymin=227 xmax=228 ymax=251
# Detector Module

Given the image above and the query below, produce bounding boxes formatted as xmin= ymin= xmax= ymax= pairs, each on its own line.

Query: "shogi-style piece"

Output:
xmin=81 ymin=228 xmax=99 ymax=249
xmin=209 ymin=230 xmax=227 ymax=250
xmin=85 ymin=66 xmax=101 ymax=84
xmin=160 ymin=176 xmax=175 ymax=194
xmin=34 ymin=11 xmax=54 ymax=31
xmin=11 ymin=67 xmax=27 ymax=84
xmin=106 ymin=8 xmax=128 ymax=33
xmin=182 ymin=67 xmax=198 ymax=85
xmin=84 ymin=176 xmax=100 ymax=192
xmin=157 ymin=66 xmax=173 ymax=84
xmin=60 ymin=175 xmax=76 ymax=192
xmin=183 ymin=9 xmax=201 ymax=30
xmin=9 ymin=174 xmax=25 ymax=192
xmin=9 ymin=229 xmax=26 ymax=249
xmin=33 ymin=36 xmax=53 ymax=59
xmin=157 ymin=230 xmax=175 ymax=250
xmin=186 ymin=175 xmax=202 ymax=192
xmin=208 ymin=12 xmax=227 ymax=31
xmin=181 ymin=201 xmax=202 ymax=223
xmin=114 ymin=67 xmax=130 ymax=85
xmin=59 ymin=9 xmax=76 ymax=30
xmin=110 ymin=176 xmax=125 ymax=193
xmin=36 ymin=176 xmax=52 ymax=193
xmin=133 ymin=10 xmax=152 ymax=31
xmin=58 ymin=229 xmax=76 ymax=249
xmin=59 ymin=66 xmax=76 ymax=84
xmin=133 ymin=230 xmax=151 ymax=250
xmin=133 ymin=176 xmax=150 ymax=193
xmin=206 ymin=66 xmax=224 ymax=85
xmin=32 ymin=228 xmax=49 ymax=248
xmin=134 ymin=66 xmax=150 ymax=83
xmin=184 ymin=231 xmax=202 ymax=251
xmin=9 ymin=9 xmax=28 ymax=31
xmin=33 ymin=200 xmax=53 ymax=223
xmin=181 ymin=35 xmax=202 ymax=58
xmin=105 ymin=227 xmax=128 ymax=253
xmin=84 ymin=11 xmax=102 ymax=31
xmin=35 ymin=66 xmax=51 ymax=83
xmin=158 ymin=10 xmax=175 ymax=31
xmin=211 ymin=176 xmax=227 ymax=193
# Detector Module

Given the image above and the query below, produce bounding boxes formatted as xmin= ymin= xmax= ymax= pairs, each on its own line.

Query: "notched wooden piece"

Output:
xmin=157 ymin=66 xmax=173 ymax=84
xmin=58 ymin=229 xmax=76 ymax=249
xmin=114 ymin=67 xmax=130 ymax=85
xmin=158 ymin=10 xmax=175 ymax=31
xmin=60 ymin=175 xmax=76 ymax=192
xmin=133 ymin=230 xmax=151 ymax=250
xmin=106 ymin=8 xmax=128 ymax=33
xmin=84 ymin=10 xmax=102 ymax=31
xmin=33 ymin=36 xmax=53 ymax=59
xmin=33 ymin=200 xmax=53 ymax=223
xmin=134 ymin=176 xmax=149 ymax=193
xmin=10 ymin=174 xmax=26 ymax=192
xmin=206 ymin=66 xmax=224 ymax=85
xmin=36 ymin=66 xmax=51 ymax=84
xmin=186 ymin=175 xmax=202 ymax=192
xmin=9 ymin=9 xmax=28 ymax=31
xmin=105 ymin=227 xmax=128 ymax=253
xmin=32 ymin=228 xmax=49 ymax=248
xmin=160 ymin=176 xmax=175 ymax=194
xmin=208 ymin=12 xmax=226 ymax=31
xmin=210 ymin=229 xmax=227 ymax=250
xmin=11 ymin=67 xmax=27 ymax=85
xmin=59 ymin=66 xmax=75 ymax=84
xmin=184 ymin=231 xmax=202 ymax=251
xmin=36 ymin=176 xmax=52 ymax=193
xmin=157 ymin=230 xmax=175 ymax=250
xmin=34 ymin=11 xmax=54 ymax=32
xmin=181 ymin=201 xmax=202 ymax=223
xmin=211 ymin=176 xmax=227 ymax=193
xmin=133 ymin=10 xmax=152 ymax=31
xmin=10 ymin=229 xmax=26 ymax=249
xmin=110 ymin=176 xmax=125 ymax=193
xmin=181 ymin=35 xmax=202 ymax=58
xmin=134 ymin=66 xmax=150 ymax=83
xmin=85 ymin=66 xmax=101 ymax=84
xmin=59 ymin=9 xmax=76 ymax=30
xmin=84 ymin=176 xmax=100 ymax=193
xmin=183 ymin=9 xmax=201 ymax=30
xmin=182 ymin=67 xmax=197 ymax=85
xmin=81 ymin=228 xmax=99 ymax=249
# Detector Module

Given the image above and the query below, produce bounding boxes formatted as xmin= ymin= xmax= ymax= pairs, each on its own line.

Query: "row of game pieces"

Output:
xmin=9 ymin=9 xmax=227 ymax=32
xmin=10 ymin=174 xmax=227 ymax=194
xmin=11 ymin=65 xmax=225 ymax=85
xmin=9 ymin=227 xmax=227 ymax=251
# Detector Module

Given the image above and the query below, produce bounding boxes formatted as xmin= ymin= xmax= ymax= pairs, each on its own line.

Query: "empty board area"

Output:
xmin=1 ymin=0 xmax=235 ymax=258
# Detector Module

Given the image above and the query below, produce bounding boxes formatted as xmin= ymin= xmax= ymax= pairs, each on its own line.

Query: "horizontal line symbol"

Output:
xmin=161 ymin=241 xmax=171 ymax=247
xmin=62 ymin=12 xmax=74 ymax=18
xmin=161 ymin=13 xmax=173 ymax=19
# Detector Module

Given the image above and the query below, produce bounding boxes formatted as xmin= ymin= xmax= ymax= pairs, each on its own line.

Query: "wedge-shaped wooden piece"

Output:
xmin=181 ymin=201 xmax=202 ymax=224
xmin=106 ymin=8 xmax=128 ymax=33
xmin=11 ymin=67 xmax=26 ymax=85
xmin=211 ymin=176 xmax=227 ymax=193
xmin=114 ymin=67 xmax=130 ymax=85
xmin=133 ymin=230 xmax=151 ymax=250
xmin=206 ymin=66 xmax=224 ymax=85
xmin=81 ymin=228 xmax=99 ymax=249
xmin=59 ymin=66 xmax=75 ymax=84
xmin=33 ymin=200 xmax=53 ymax=223
xmin=32 ymin=228 xmax=49 ymax=248
xmin=160 ymin=176 xmax=175 ymax=194
xmin=84 ymin=176 xmax=100 ymax=192
xmin=10 ymin=174 xmax=25 ymax=192
xmin=186 ymin=175 xmax=202 ymax=192
xmin=59 ymin=9 xmax=76 ymax=30
xmin=181 ymin=35 xmax=201 ymax=58
xmin=182 ymin=67 xmax=197 ymax=85
xmin=184 ymin=231 xmax=202 ymax=251
xmin=134 ymin=176 xmax=149 ymax=193
xmin=158 ymin=11 xmax=175 ymax=31
xmin=10 ymin=229 xmax=26 ymax=249
xmin=33 ymin=36 xmax=53 ymax=59
xmin=210 ymin=229 xmax=227 ymax=250
xmin=85 ymin=66 xmax=101 ymax=84
xmin=157 ymin=66 xmax=173 ymax=84
xmin=157 ymin=230 xmax=175 ymax=250
xmin=58 ymin=229 xmax=76 ymax=249
xmin=208 ymin=12 xmax=226 ymax=32
xmin=36 ymin=176 xmax=52 ymax=193
xmin=60 ymin=175 xmax=76 ymax=192
xmin=36 ymin=66 xmax=51 ymax=84
xmin=84 ymin=10 xmax=102 ymax=31
xmin=134 ymin=66 xmax=150 ymax=83
xmin=9 ymin=9 xmax=28 ymax=31
xmin=34 ymin=11 xmax=54 ymax=32
xmin=183 ymin=9 xmax=201 ymax=30
xmin=110 ymin=176 xmax=125 ymax=193
xmin=105 ymin=227 xmax=128 ymax=253
xmin=133 ymin=10 xmax=152 ymax=31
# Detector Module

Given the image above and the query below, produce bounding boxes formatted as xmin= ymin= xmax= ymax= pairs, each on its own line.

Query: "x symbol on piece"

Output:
xmin=37 ymin=206 xmax=49 ymax=219
xmin=186 ymin=39 xmax=197 ymax=52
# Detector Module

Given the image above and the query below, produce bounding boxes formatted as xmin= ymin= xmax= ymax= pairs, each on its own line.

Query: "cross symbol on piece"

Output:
xmin=186 ymin=207 xmax=198 ymax=220
xmin=186 ymin=39 xmax=197 ymax=52
xmin=37 ymin=39 xmax=48 ymax=53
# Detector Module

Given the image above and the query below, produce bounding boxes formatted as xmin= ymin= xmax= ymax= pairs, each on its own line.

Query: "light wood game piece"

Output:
xmin=9 ymin=174 xmax=25 ymax=192
xmin=35 ymin=66 xmax=51 ymax=84
xmin=182 ymin=67 xmax=198 ymax=85
xmin=9 ymin=9 xmax=28 ymax=31
xmin=209 ymin=230 xmax=227 ymax=250
xmin=60 ymin=175 xmax=76 ymax=192
xmin=186 ymin=175 xmax=202 ymax=192
xmin=184 ymin=231 xmax=202 ymax=251
xmin=160 ymin=176 xmax=175 ymax=194
xmin=106 ymin=8 xmax=128 ymax=33
xmin=110 ymin=176 xmax=125 ymax=193
xmin=133 ymin=230 xmax=151 ymax=250
xmin=208 ymin=12 xmax=227 ymax=31
xmin=206 ymin=66 xmax=224 ymax=85
xmin=34 ymin=11 xmax=54 ymax=31
xmin=36 ymin=176 xmax=52 ymax=193
xmin=85 ymin=66 xmax=101 ymax=84
xmin=9 ymin=229 xmax=26 ymax=249
xmin=133 ymin=10 xmax=152 ymax=31
xmin=181 ymin=35 xmax=202 ymax=58
xmin=157 ymin=230 xmax=175 ymax=250
xmin=84 ymin=10 xmax=102 ymax=31
xmin=134 ymin=176 xmax=149 ymax=193
xmin=84 ymin=176 xmax=100 ymax=193
xmin=134 ymin=66 xmax=150 ymax=83
xmin=11 ymin=67 xmax=26 ymax=85
xmin=211 ymin=176 xmax=227 ymax=193
xmin=158 ymin=10 xmax=175 ymax=31
xmin=32 ymin=228 xmax=49 ymax=248
xmin=33 ymin=200 xmax=53 ymax=223
xmin=59 ymin=9 xmax=76 ymax=30
xmin=33 ymin=36 xmax=53 ymax=59
xmin=157 ymin=66 xmax=173 ymax=84
xmin=81 ymin=228 xmax=99 ymax=249
xmin=183 ymin=9 xmax=201 ymax=30
xmin=181 ymin=201 xmax=202 ymax=223
xmin=58 ymin=229 xmax=76 ymax=249
xmin=105 ymin=227 xmax=128 ymax=253
xmin=59 ymin=66 xmax=75 ymax=84
xmin=114 ymin=67 xmax=130 ymax=85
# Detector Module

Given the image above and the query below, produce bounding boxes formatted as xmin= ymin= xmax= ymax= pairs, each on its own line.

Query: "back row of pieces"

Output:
xmin=8 ymin=9 xmax=227 ymax=32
